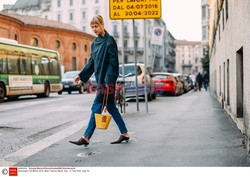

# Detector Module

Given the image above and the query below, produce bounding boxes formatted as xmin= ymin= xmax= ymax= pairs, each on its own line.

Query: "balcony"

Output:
xmin=124 ymin=32 xmax=130 ymax=38
xmin=118 ymin=47 xmax=144 ymax=55
xmin=113 ymin=31 xmax=119 ymax=38
xmin=168 ymin=41 xmax=176 ymax=48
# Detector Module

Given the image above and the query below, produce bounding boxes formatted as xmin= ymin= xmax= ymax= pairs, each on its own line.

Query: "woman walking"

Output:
xmin=69 ymin=15 xmax=129 ymax=146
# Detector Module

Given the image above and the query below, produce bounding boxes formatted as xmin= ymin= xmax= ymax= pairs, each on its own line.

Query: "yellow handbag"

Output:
xmin=95 ymin=87 xmax=112 ymax=129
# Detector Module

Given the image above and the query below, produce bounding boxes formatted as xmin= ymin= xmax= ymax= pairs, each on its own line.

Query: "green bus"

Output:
xmin=0 ymin=37 xmax=62 ymax=103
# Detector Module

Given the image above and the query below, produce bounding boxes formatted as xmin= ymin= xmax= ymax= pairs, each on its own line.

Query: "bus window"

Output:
xmin=31 ymin=55 xmax=39 ymax=75
xmin=50 ymin=58 xmax=58 ymax=75
xmin=7 ymin=54 xmax=19 ymax=74
xmin=0 ymin=50 xmax=7 ymax=74
xmin=0 ymin=58 xmax=3 ymax=74
xmin=20 ymin=57 xmax=32 ymax=75
xmin=39 ymin=56 xmax=49 ymax=75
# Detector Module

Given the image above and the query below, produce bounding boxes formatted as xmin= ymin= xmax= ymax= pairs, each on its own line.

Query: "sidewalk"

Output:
xmin=15 ymin=90 xmax=250 ymax=166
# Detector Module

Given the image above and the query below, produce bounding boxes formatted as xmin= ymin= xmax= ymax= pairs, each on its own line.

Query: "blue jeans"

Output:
xmin=83 ymin=101 xmax=128 ymax=139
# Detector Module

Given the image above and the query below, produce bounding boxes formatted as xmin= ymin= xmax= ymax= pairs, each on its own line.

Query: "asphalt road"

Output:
xmin=1 ymin=90 xmax=250 ymax=167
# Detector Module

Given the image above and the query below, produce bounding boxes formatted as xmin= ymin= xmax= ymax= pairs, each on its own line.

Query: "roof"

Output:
xmin=10 ymin=0 xmax=50 ymax=9
xmin=175 ymin=40 xmax=201 ymax=46
xmin=0 ymin=12 xmax=85 ymax=33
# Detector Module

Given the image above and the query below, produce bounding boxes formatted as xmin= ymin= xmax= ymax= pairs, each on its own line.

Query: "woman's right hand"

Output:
xmin=73 ymin=76 xmax=81 ymax=84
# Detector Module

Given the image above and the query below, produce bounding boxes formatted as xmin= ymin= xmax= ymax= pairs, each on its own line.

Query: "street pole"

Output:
xmin=144 ymin=19 xmax=149 ymax=113
xmin=133 ymin=19 xmax=139 ymax=111
xmin=121 ymin=20 xmax=126 ymax=113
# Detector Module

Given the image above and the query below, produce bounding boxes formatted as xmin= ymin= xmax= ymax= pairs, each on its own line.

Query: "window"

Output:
xmin=57 ymin=0 xmax=61 ymax=7
xmin=124 ymin=55 xmax=128 ymax=63
xmin=202 ymin=26 xmax=206 ymax=40
xmin=195 ymin=58 xmax=198 ymax=64
xmin=50 ymin=58 xmax=59 ymax=75
xmin=82 ymin=26 xmax=86 ymax=32
xmin=222 ymin=8 xmax=225 ymax=30
xmin=82 ymin=11 xmax=86 ymax=19
xmin=0 ymin=57 xmax=7 ymax=74
xmin=20 ymin=57 xmax=32 ymax=75
xmin=113 ymin=25 xmax=117 ymax=32
xmin=225 ymin=0 xmax=229 ymax=20
xmin=30 ymin=38 xmax=38 ymax=47
xmin=39 ymin=57 xmax=49 ymax=75
xmin=72 ymin=57 xmax=77 ymax=70
xmin=84 ymin=44 xmax=88 ymax=52
xmin=124 ymin=25 xmax=128 ymax=33
xmin=70 ymin=12 xmax=74 ymax=21
xmin=14 ymin=34 xmax=18 ymax=41
xmin=95 ymin=10 xmax=99 ymax=15
xmin=218 ymin=24 xmax=221 ymax=41
xmin=124 ymin=40 xmax=128 ymax=48
xmin=82 ymin=0 xmax=86 ymax=4
xmin=72 ymin=42 xmax=77 ymax=50
xmin=55 ymin=40 xmax=60 ymax=49
xmin=7 ymin=57 xmax=19 ymax=74
xmin=95 ymin=0 xmax=99 ymax=3
xmin=135 ymin=40 xmax=138 ymax=49
xmin=202 ymin=5 xmax=206 ymax=19
xmin=70 ymin=0 xmax=73 ymax=6
xmin=57 ymin=14 xmax=61 ymax=22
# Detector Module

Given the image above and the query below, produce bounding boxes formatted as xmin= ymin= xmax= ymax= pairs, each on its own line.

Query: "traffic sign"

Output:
xmin=109 ymin=0 xmax=161 ymax=20
xmin=151 ymin=27 xmax=164 ymax=45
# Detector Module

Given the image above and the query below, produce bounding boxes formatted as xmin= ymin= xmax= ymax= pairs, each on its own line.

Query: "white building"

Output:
xmin=3 ymin=0 xmax=175 ymax=72
xmin=201 ymin=0 xmax=210 ymax=54
xmin=209 ymin=0 xmax=250 ymax=154
xmin=175 ymin=40 xmax=203 ymax=75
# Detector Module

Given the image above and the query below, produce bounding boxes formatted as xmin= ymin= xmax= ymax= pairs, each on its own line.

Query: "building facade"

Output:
xmin=175 ymin=40 xmax=203 ymax=76
xmin=3 ymin=0 xmax=176 ymax=72
xmin=201 ymin=0 xmax=210 ymax=53
xmin=0 ymin=12 xmax=94 ymax=72
xmin=209 ymin=0 xmax=250 ymax=153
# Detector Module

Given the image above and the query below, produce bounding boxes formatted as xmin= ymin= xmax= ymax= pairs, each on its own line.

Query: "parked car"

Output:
xmin=172 ymin=73 xmax=185 ymax=95
xmin=58 ymin=71 xmax=84 ymax=94
xmin=151 ymin=72 xmax=179 ymax=96
xmin=86 ymin=73 xmax=97 ymax=93
xmin=117 ymin=63 xmax=156 ymax=101
xmin=183 ymin=74 xmax=193 ymax=91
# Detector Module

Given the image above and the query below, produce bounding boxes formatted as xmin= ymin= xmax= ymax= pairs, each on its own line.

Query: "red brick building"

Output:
xmin=0 ymin=12 xmax=94 ymax=72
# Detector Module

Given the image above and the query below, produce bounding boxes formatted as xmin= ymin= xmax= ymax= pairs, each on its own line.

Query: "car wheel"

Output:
xmin=152 ymin=92 xmax=156 ymax=99
xmin=79 ymin=86 xmax=84 ymax=94
xmin=68 ymin=91 xmax=71 ymax=94
xmin=37 ymin=82 xmax=50 ymax=98
xmin=58 ymin=91 xmax=62 ymax=95
xmin=0 ymin=83 xmax=6 ymax=103
xmin=147 ymin=92 xmax=152 ymax=101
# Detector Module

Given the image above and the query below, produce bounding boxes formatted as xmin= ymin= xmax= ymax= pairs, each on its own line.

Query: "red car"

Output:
xmin=151 ymin=72 xmax=181 ymax=96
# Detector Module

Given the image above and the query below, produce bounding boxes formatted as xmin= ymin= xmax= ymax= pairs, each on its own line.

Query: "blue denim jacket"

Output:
xmin=78 ymin=32 xmax=119 ymax=103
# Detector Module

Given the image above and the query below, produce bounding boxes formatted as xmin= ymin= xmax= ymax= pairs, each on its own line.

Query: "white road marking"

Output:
xmin=0 ymin=119 xmax=88 ymax=166
xmin=0 ymin=97 xmax=69 ymax=112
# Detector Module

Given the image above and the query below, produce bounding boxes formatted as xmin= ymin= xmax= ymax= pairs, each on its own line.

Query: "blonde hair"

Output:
xmin=90 ymin=15 xmax=104 ymax=27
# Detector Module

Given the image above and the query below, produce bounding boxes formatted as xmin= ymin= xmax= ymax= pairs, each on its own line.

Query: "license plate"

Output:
xmin=64 ymin=85 xmax=69 ymax=88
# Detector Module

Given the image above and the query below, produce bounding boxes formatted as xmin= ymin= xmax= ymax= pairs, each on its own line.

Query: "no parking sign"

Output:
xmin=151 ymin=27 xmax=164 ymax=45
